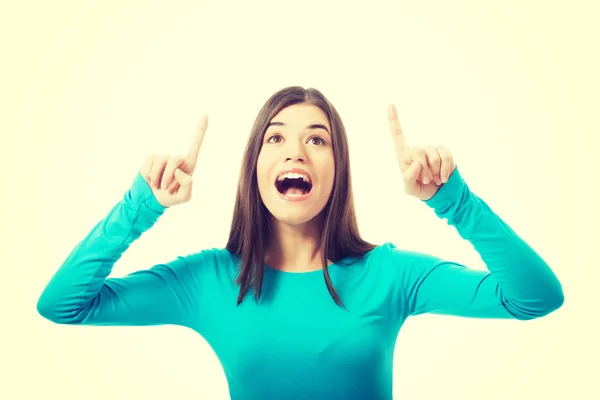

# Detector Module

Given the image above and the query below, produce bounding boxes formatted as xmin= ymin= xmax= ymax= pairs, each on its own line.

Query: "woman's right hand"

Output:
xmin=140 ymin=115 xmax=208 ymax=208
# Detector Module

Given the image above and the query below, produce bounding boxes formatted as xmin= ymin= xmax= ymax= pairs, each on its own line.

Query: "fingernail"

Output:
xmin=423 ymin=177 xmax=430 ymax=184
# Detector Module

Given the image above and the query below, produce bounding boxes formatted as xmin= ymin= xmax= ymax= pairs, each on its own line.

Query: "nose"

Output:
xmin=286 ymin=155 xmax=305 ymax=162
xmin=284 ymin=139 xmax=306 ymax=163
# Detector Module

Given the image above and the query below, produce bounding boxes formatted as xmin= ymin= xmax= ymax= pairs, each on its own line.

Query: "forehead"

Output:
xmin=268 ymin=104 xmax=330 ymax=128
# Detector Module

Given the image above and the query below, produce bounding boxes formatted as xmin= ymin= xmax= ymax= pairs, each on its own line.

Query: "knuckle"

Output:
xmin=437 ymin=145 xmax=450 ymax=153
xmin=411 ymin=146 xmax=425 ymax=155
xmin=426 ymin=147 xmax=440 ymax=160
xmin=155 ymin=154 xmax=168 ymax=164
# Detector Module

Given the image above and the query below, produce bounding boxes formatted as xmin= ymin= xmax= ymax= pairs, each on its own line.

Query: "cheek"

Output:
xmin=323 ymin=157 xmax=335 ymax=189
xmin=255 ymin=153 xmax=272 ymax=192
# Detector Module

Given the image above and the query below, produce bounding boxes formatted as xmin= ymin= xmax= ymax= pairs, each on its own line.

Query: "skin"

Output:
xmin=387 ymin=104 xmax=457 ymax=201
xmin=141 ymin=115 xmax=208 ymax=208
xmin=141 ymin=103 xmax=457 ymax=271
xmin=256 ymin=103 xmax=458 ymax=272
xmin=256 ymin=103 xmax=335 ymax=272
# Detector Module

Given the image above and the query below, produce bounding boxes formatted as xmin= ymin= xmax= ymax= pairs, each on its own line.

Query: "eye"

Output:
xmin=308 ymin=135 xmax=326 ymax=146
xmin=266 ymin=134 xmax=326 ymax=145
xmin=267 ymin=134 xmax=283 ymax=143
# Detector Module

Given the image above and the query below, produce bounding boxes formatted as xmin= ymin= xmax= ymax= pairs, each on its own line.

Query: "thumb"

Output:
xmin=405 ymin=161 xmax=422 ymax=180
xmin=403 ymin=161 xmax=422 ymax=192
xmin=173 ymin=168 xmax=193 ymax=187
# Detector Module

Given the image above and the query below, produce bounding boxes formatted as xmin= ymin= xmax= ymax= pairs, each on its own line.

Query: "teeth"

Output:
xmin=277 ymin=172 xmax=310 ymax=183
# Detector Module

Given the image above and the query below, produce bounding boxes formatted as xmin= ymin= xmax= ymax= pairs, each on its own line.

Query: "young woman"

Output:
xmin=37 ymin=86 xmax=564 ymax=400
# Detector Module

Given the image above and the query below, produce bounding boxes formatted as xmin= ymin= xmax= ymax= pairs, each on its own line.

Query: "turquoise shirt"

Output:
xmin=37 ymin=167 xmax=564 ymax=400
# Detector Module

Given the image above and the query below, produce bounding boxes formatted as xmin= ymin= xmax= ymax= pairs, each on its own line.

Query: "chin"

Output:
xmin=269 ymin=209 xmax=321 ymax=227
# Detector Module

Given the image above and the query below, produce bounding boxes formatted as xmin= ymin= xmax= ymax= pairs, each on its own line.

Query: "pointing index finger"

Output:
xmin=388 ymin=104 xmax=407 ymax=152
xmin=186 ymin=115 xmax=209 ymax=164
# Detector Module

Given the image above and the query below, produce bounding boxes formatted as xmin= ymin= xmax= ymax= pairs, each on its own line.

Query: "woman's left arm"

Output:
xmin=386 ymin=105 xmax=564 ymax=320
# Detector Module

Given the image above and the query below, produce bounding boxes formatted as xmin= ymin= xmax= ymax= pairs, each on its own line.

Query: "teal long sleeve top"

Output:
xmin=37 ymin=167 xmax=564 ymax=400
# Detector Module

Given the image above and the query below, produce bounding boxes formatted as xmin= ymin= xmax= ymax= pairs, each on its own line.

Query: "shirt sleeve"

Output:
xmin=37 ymin=171 xmax=200 ymax=330
xmin=391 ymin=166 xmax=564 ymax=321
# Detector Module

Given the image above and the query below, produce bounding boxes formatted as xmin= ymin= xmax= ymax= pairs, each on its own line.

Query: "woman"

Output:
xmin=37 ymin=86 xmax=564 ymax=400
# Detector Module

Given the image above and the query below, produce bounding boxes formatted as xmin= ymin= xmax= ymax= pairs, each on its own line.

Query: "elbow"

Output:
xmin=540 ymin=280 xmax=565 ymax=316
xmin=37 ymin=279 xmax=63 ymax=323
xmin=37 ymin=294 xmax=63 ymax=323
xmin=37 ymin=296 xmax=57 ymax=322
xmin=551 ymin=286 xmax=565 ymax=308
xmin=508 ymin=287 xmax=565 ymax=320
xmin=37 ymin=293 xmax=80 ymax=325
xmin=544 ymin=287 xmax=565 ymax=315
xmin=536 ymin=290 xmax=564 ymax=319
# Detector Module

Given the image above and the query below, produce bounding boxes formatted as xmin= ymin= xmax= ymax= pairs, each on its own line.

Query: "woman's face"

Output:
xmin=256 ymin=103 xmax=335 ymax=226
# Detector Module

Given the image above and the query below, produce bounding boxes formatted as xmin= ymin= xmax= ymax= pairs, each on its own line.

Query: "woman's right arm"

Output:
xmin=37 ymin=116 xmax=209 ymax=329
xmin=36 ymin=170 xmax=197 ymax=328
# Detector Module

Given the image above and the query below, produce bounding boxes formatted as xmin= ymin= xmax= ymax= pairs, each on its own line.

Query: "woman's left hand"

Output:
xmin=387 ymin=104 xmax=457 ymax=201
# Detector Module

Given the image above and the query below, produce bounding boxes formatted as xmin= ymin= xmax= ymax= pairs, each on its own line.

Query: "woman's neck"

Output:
xmin=265 ymin=216 xmax=330 ymax=272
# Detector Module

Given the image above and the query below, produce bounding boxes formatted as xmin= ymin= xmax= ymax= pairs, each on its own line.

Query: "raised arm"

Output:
xmin=386 ymin=105 xmax=563 ymax=321
xmin=390 ymin=167 xmax=563 ymax=320
xmin=37 ymin=116 xmax=210 ymax=328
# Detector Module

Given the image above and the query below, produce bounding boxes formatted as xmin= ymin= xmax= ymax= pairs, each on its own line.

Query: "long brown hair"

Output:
xmin=225 ymin=86 xmax=377 ymax=309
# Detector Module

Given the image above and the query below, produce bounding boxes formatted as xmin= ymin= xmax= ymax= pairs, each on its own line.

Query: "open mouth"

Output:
xmin=275 ymin=174 xmax=313 ymax=197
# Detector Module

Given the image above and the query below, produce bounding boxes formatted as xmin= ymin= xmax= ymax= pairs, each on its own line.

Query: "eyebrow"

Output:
xmin=266 ymin=121 xmax=331 ymax=135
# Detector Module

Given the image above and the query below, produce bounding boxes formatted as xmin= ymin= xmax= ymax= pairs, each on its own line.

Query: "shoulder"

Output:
xmin=368 ymin=241 xmax=443 ymax=268
xmin=178 ymin=247 xmax=238 ymax=269
xmin=171 ymin=247 xmax=240 ymax=290
xmin=366 ymin=241 xmax=405 ymax=263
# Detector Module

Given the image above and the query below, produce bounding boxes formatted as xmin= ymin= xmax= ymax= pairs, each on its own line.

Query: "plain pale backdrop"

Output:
xmin=2 ymin=0 xmax=598 ymax=399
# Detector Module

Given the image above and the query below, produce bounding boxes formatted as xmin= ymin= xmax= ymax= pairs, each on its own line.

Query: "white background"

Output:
xmin=2 ymin=0 xmax=598 ymax=399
